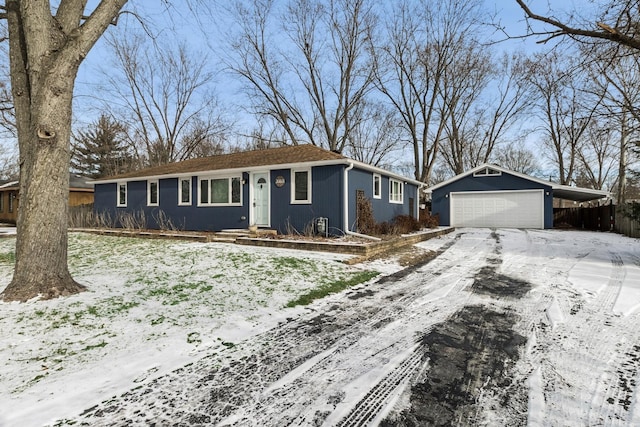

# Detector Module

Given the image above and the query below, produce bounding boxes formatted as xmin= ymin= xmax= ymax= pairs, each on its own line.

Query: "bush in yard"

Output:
xmin=391 ymin=215 xmax=422 ymax=234
xmin=420 ymin=213 xmax=440 ymax=229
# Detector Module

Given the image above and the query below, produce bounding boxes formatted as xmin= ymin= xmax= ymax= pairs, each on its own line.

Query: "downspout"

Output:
xmin=343 ymin=162 xmax=354 ymax=234
xmin=418 ymin=183 xmax=426 ymax=218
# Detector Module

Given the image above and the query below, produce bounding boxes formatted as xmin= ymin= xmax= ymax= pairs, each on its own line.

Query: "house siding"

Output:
xmin=348 ymin=168 xmax=419 ymax=229
xmin=431 ymin=172 xmax=554 ymax=229
xmin=269 ymin=165 xmax=344 ymax=234
xmin=94 ymin=163 xmax=420 ymax=234
xmin=95 ymin=176 xmax=252 ymax=231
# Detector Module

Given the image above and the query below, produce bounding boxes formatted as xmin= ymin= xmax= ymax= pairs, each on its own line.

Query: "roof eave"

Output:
xmin=93 ymin=159 xmax=349 ymax=184
xmin=93 ymin=158 xmax=423 ymax=186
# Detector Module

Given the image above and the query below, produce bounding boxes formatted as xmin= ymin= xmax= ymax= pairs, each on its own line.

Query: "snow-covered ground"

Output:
xmin=0 ymin=232 xmax=376 ymax=427
xmin=1 ymin=228 xmax=640 ymax=426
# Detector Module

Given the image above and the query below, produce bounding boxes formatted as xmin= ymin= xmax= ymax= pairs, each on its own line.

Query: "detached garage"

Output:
xmin=427 ymin=164 xmax=609 ymax=229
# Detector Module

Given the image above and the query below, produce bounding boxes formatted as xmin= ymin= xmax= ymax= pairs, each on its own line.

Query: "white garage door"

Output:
xmin=450 ymin=190 xmax=544 ymax=229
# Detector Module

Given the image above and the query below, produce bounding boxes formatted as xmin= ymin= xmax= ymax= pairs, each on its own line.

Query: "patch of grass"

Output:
xmin=150 ymin=315 xmax=165 ymax=325
xmin=286 ymin=270 xmax=379 ymax=308
xmin=272 ymin=256 xmax=307 ymax=269
xmin=187 ymin=332 xmax=201 ymax=344
xmin=0 ymin=251 xmax=15 ymax=264
xmin=82 ymin=341 xmax=107 ymax=352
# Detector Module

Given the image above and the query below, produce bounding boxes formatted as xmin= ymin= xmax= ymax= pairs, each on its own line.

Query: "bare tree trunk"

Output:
xmin=1 ymin=0 xmax=127 ymax=302
xmin=618 ymin=109 xmax=628 ymax=203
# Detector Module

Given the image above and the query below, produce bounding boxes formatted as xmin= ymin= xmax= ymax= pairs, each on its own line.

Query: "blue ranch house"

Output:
xmin=93 ymin=145 xmax=424 ymax=235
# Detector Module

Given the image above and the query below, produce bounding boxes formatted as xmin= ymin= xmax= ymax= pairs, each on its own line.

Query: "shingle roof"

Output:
xmin=0 ymin=174 xmax=94 ymax=190
xmin=94 ymin=144 xmax=347 ymax=181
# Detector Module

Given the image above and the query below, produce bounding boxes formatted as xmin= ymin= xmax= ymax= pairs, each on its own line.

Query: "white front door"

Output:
xmin=252 ymin=172 xmax=270 ymax=227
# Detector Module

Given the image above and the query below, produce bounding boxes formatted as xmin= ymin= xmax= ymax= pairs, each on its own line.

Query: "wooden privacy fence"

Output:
xmin=615 ymin=211 xmax=640 ymax=238
xmin=553 ymin=204 xmax=615 ymax=232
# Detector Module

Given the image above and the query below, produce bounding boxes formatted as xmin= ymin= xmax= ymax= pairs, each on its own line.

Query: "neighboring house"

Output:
xmin=0 ymin=174 xmax=95 ymax=224
xmin=427 ymin=164 xmax=610 ymax=229
xmin=92 ymin=145 xmax=423 ymax=235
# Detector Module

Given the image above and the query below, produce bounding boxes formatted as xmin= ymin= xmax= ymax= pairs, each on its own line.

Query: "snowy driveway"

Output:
xmin=69 ymin=229 xmax=640 ymax=426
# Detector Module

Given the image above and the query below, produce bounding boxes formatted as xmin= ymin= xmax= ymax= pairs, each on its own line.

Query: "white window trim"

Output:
xmin=389 ymin=179 xmax=404 ymax=204
xmin=178 ymin=177 xmax=192 ymax=206
xmin=117 ymin=182 xmax=127 ymax=207
xmin=473 ymin=167 xmax=502 ymax=177
xmin=147 ymin=180 xmax=159 ymax=206
xmin=197 ymin=175 xmax=243 ymax=207
xmin=373 ymin=173 xmax=382 ymax=199
xmin=291 ymin=168 xmax=312 ymax=204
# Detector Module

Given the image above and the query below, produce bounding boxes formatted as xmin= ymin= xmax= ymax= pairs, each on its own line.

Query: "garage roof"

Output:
xmin=426 ymin=164 xmax=610 ymax=202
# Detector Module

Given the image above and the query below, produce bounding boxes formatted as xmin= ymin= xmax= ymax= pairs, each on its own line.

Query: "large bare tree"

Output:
xmin=525 ymin=52 xmax=605 ymax=186
xmin=372 ymin=0 xmax=483 ymax=184
xmin=223 ymin=0 xmax=376 ymax=153
xmin=584 ymin=47 xmax=640 ymax=202
xmin=0 ymin=1 xmax=127 ymax=302
xmin=103 ymin=33 xmax=228 ymax=167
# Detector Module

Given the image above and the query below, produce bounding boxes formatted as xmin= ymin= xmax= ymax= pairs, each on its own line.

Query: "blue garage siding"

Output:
xmin=431 ymin=172 xmax=553 ymax=228
xmin=269 ymin=166 xmax=344 ymax=235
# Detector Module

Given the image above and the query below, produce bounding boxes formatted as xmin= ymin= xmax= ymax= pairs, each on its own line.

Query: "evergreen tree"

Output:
xmin=71 ymin=115 xmax=133 ymax=178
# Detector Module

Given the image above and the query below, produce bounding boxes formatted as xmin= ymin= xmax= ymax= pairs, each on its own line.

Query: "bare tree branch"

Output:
xmin=515 ymin=0 xmax=640 ymax=50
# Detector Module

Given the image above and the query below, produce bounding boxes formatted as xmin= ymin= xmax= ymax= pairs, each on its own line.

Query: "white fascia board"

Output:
xmin=426 ymin=163 xmax=555 ymax=192
xmin=348 ymin=160 xmax=424 ymax=186
xmin=552 ymin=183 xmax=610 ymax=198
xmin=0 ymin=180 xmax=19 ymax=189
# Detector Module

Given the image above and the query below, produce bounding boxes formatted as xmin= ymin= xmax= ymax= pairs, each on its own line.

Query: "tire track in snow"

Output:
xmin=518 ymin=236 xmax=640 ymax=426
xmin=334 ymin=348 xmax=425 ymax=427
xmin=594 ymin=253 xmax=626 ymax=313
xmin=71 ymin=230 xmax=497 ymax=426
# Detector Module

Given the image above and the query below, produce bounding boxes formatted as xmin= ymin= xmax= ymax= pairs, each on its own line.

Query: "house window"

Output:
xmin=198 ymin=176 xmax=242 ymax=206
xmin=373 ymin=174 xmax=381 ymax=199
xmin=291 ymin=169 xmax=311 ymax=204
xmin=0 ymin=193 xmax=3 ymax=213
xmin=8 ymin=192 xmax=15 ymax=213
xmin=389 ymin=179 xmax=403 ymax=204
xmin=147 ymin=180 xmax=159 ymax=206
xmin=178 ymin=177 xmax=191 ymax=205
xmin=117 ymin=182 xmax=127 ymax=207
xmin=473 ymin=166 xmax=501 ymax=177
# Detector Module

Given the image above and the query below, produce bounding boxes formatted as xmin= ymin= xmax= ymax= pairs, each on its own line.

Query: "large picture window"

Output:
xmin=389 ymin=179 xmax=403 ymax=204
xmin=198 ymin=176 xmax=242 ymax=206
xmin=147 ymin=180 xmax=159 ymax=206
xmin=178 ymin=177 xmax=191 ymax=205
xmin=117 ymin=182 xmax=127 ymax=207
xmin=291 ymin=169 xmax=311 ymax=204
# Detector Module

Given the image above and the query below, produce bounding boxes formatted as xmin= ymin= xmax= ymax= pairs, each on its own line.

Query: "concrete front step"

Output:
xmin=217 ymin=229 xmax=277 ymax=238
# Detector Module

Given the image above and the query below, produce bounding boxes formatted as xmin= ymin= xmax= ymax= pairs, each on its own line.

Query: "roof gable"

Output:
xmin=427 ymin=164 xmax=548 ymax=192
xmin=426 ymin=163 xmax=610 ymax=202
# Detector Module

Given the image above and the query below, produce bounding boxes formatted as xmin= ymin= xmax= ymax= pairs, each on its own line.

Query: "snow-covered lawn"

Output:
xmin=0 ymin=232 xmax=379 ymax=427
xmin=2 ymin=228 xmax=640 ymax=426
